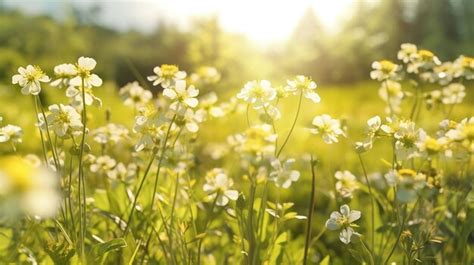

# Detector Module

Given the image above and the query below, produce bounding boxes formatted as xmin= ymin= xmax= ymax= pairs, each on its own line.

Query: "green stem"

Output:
xmin=33 ymin=97 xmax=49 ymax=165
xmin=123 ymin=147 xmax=159 ymax=235
xmin=384 ymin=205 xmax=406 ymax=264
xmin=276 ymin=89 xmax=303 ymax=158
xmin=197 ymin=191 xmax=220 ymax=265
xmin=247 ymin=180 xmax=257 ymax=264
xmin=77 ymin=78 xmax=88 ymax=262
xmin=358 ymin=154 xmax=375 ymax=254
xmin=303 ymin=155 xmax=318 ymax=265
xmin=361 ymin=239 xmax=375 ymax=265
xmin=150 ymin=114 xmax=177 ymax=210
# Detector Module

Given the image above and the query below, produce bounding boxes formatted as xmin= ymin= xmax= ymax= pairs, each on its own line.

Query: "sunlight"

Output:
xmin=154 ymin=0 xmax=355 ymax=44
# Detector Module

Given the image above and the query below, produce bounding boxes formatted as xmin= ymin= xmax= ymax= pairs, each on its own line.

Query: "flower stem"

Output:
xmin=36 ymin=95 xmax=60 ymax=169
xmin=77 ymin=77 xmax=88 ymax=262
xmin=361 ymin=239 xmax=375 ymax=265
xmin=303 ymin=155 xmax=318 ymax=265
xmin=197 ymin=191 xmax=220 ymax=265
xmin=277 ymin=89 xmax=303 ymax=158
xmin=358 ymin=153 xmax=375 ymax=255
xmin=150 ymin=114 xmax=177 ymax=210
xmin=123 ymin=146 xmax=159 ymax=234
xmin=33 ymin=97 xmax=49 ymax=165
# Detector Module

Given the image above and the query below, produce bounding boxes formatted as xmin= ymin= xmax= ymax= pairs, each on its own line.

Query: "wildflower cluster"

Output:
xmin=0 ymin=44 xmax=472 ymax=264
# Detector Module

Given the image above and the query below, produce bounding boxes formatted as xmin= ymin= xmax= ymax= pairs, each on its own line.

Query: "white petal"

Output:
xmin=339 ymin=227 xmax=353 ymax=244
xmin=224 ymin=190 xmax=239 ymax=201
xmin=325 ymin=218 xmax=340 ymax=230
xmin=349 ymin=210 xmax=361 ymax=223
xmin=163 ymin=88 xmax=177 ymax=99
xmin=78 ymin=56 xmax=97 ymax=70
xmin=340 ymin=204 xmax=350 ymax=217
xmin=184 ymin=98 xmax=198 ymax=108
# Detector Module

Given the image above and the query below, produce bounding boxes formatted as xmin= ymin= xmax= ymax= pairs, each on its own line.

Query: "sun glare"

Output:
xmin=154 ymin=0 xmax=354 ymax=44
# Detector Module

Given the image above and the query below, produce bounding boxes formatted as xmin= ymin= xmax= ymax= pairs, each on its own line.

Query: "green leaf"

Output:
xmin=92 ymin=238 xmax=127 ymax=261
xmin=275 ymin=232 xmax=288 ymax=244
xmin=320 ymin=255 xmax=330 ymax=265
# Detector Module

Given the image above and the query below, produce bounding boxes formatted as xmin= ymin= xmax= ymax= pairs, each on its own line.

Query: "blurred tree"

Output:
xmin=414 ymin=0 xmax=460 ymax=59
xmin=283 ymin=7 xmax=329 ymax=82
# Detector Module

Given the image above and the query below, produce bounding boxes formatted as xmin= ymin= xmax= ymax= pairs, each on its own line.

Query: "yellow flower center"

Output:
xmin=398 ymin=168 xmax=416 ymax=178
xmin=0 ymin=156 xmax=35 ymax=192
xmin=418 ymin=50 xmax=434 ymax=61
xmin=161 ymin=64 xmax=179 ymax=79
xmin=462 ymin=124 xmax=474 ymax=140
xmin=461 ymin=57 xmax=473 ymax=69
xmin=380 ymin=60 xmax=396 ymax=73
xmin=425 ymin=137 xmax=441 ymax=153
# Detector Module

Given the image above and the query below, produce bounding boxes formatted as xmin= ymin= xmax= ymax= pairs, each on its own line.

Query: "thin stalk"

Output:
xmin=409 ymin=84 xmax=421 ymax=121
xmin=197 ymin=192 xmax=220 ymax=265
xmin=77 ymin=78 xmax=88 ymax=262
xmin=277 ymin=89 xmax=303 ymax=158
xmin=36 ymin=96 xmax=60 ymax=169
xmin=168 ymin=172 xmax=180 ymax=258
xmin=358 ymin=154 xmax=375 ymax=254
xmin=247 ymin=180 xmax=257 ymax=264
xmin=303 ymin=155 xmax=317 ymax=265
xmin=253 ymin=181 xmax=269 ymax=265
xmin=262 ymin=105 xmax=278 ymax=155
xmin=150 ymin=114 xmax=177 ymax=210
xmin=33 ymin=97 xmax=49 ymax=165
xmin=123 ymin=147 xmax=159 ymax=235
xmin=361 ymin=239 xmax=375 ymax=265
xmin=384 ymin=205 xmax=406 ymax=264
xmin=67 ymin=154 xmax=76 ymax=241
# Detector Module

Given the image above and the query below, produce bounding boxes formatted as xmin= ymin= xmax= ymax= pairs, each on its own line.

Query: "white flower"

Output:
xmin=50 ymin=63 xmax=76 ymax=88
xmin=203 ymin=168 xmax=239 ymax=206
xmin=107 ymin=162 xmax=137 ymax=181
xmin=416 ymin=130 xmax=446 ymax=157
xmin=237 ymin=80 xmax=276 ymax=109
xmin=310 ymin=114 xmax=345 ymax=144
xmin=334 ymin=171 xmax=359 ymax=198
xmin=119 ymin=81 xmax=153 ymax=108
xmin=90 ymin=155 xmax=117 ymax=178
xmin=397 ymin=43 xmax=418 ymax=63
xmin=285 ymin=75 xmax=320 ymax=103
xmin=163 ymin=80 xmax=199 ymax=113
xmin=385 ymin=169 xmax=426 ymax=203
xmin=69 ymin=57 xmax=103 ymax=88
xmin=441 ymin=83 xmax=465 ymax=105
xmin=325 ymin=204 xmax=361 ymax=244
xmin=45 ymin=104 xmax=83 ymax=138
xmin=370 ymin=60 xmax=400 ymax=81
xmin=12 ymin=65 xmax=50 ymax=95
xmin=0 ymin=124 xmax=23 ymax=144
xmin=269 ymin=158 xmax=300 ymax=188
xmin=92 ymin=123 xmax=129 ymax=145
xmin=367 ymin=116 xmax=382 ymax=138
xmin=133 ymin=108 xmax=171 ymax=152
xmin=393 ymin=120 xmax=421 ymax=159
xmin=230 ymin=124 xmax=277 ymax=156
xmin=453 ymin=55 xmax=474 ymax=80
xmin=0 ymin=156 xmax=60 ymax=218
xmin=148 ymin=64 xmax=186 ymax=88
xmin=181 ymin=109 xmax=205 ymax=133
xmin=378 ymin=80 xmax=403 ymax=114
xmin=407 ymin=49 xmax=441 ymax=75
xmin=199 ymin=92 xmax=225 ymax=118
xmin=66 ymin=86 xmax=102 ymax=107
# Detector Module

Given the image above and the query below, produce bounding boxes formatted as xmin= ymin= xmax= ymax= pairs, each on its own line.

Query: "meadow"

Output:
xmin=0 ymin=44 xmax=473 ymax=264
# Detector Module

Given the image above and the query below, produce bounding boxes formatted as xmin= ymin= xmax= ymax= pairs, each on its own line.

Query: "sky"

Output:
xmin=3 ymin=0 xmax=355 ymax=44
